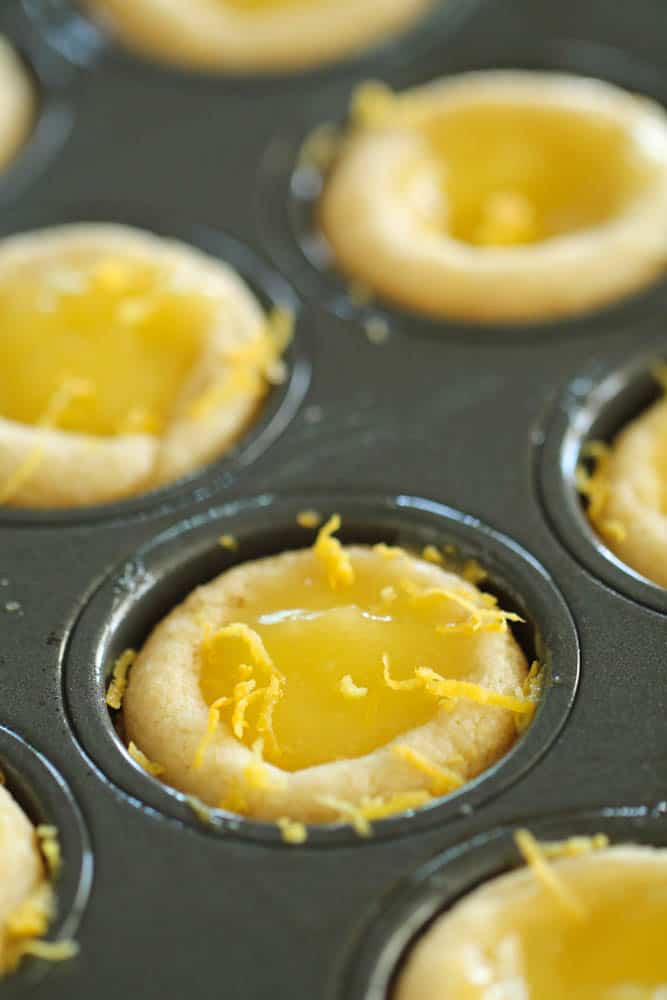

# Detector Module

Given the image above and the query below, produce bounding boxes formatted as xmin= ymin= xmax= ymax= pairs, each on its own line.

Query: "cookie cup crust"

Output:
xmin=124 ymin=547 xmax=529 ymax=823
xmin=320 ymin=71 xmax=667 ymax=324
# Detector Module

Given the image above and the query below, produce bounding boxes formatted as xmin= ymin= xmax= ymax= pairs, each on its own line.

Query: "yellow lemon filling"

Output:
xmin=219 ymin=0 xmax=315 ymax=11
xmin=199 ymin=520 xmax=531 ymax=773
xmin=415 ymin=103 xmax=657 ymax=247
xmin=0 ymin=256 xmax=213 ymax=437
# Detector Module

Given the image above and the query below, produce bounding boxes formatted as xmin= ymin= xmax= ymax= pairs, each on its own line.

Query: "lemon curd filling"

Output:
xmin=217 ymin=0 xmax=315 ymax=11
xmin=198 ymin=530 xmax=526 ymax=774
xmin=0 ymin=256 xmax=213 ymax=437
xmin=410 ymin=103 xmax=658 ymax=247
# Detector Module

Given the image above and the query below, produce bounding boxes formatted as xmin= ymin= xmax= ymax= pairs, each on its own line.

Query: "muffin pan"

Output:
xmin=2 ymin=0 xmax=667 ymax=996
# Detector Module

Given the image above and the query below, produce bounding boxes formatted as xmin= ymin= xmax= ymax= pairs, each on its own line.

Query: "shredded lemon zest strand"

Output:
xmin=351 ymin=81 xmax=397 ymax=129
xmin=0 ymin=376 xmax=94 ymax=504
xmin=393 ymin=745 xmax=464 ymax=795
xmin=317 ymin=795 xmax=373 ymax=837
xmin=372 ymin=543 xmax=406 ymax=560
xmin=314 ymin=514 xmax=355 ymax=589
xmin=400 ymin=578 xmax=523 ymax=634
xmin=187 ymin=306 xmax=293 ymax=420
xmin=541 ymin=834 xmax=610 ymax=859
xmin=357 ymin=790 xmax=431 ymax=820
xmin=185 ymin=795 xmax=215 ymax=826
xmin=514 ymin=828 xmax=587 ymax=923
xmin=382 ymin=656 xmax=536 ymax=717
xmin=296 ymin=509 xmax=322 ymax=529
xmin=193 ymin=695 xmax=232 ymax=770
xmin=36 ymin=825 xmax=61 ymax=877
xmin=422 ymin=544 xmax=444 ymax=565
xmin=219 ymin=534 xmax=238 ymax=551
xmin=105 ymin=648 xmax=136 ymax=710
xmin=277 ymin=817 xmax=308 ymax=845
xmin=128 ymin=741 xmax=165 ymax=777
xmin=339 ymin=674 xmax=368 ymax=699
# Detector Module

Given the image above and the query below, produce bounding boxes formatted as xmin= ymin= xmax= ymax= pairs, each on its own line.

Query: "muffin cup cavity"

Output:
xmin=0 ymin=725 xmax=92 ymax=995
xmin=256 ymin=37 xmax=667 ymax=338
xmin=0 ymin=213 xmax=311 ymax=527
xmin=338 ymin=806 xmax=667 ymax=1000
xmin=538 ymin=349 xmax=667 ymax=613
xmin=63 ymin=492 xmax=579 ymax=846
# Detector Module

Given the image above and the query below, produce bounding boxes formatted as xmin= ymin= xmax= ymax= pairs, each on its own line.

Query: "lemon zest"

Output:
xmin=36 ymin=825 xmax=61 ymax=877
xmin=400 ymin=578 xmax=523 ymax=634
xmin=277 ymin=817 xmax=308 ymax=845
xmin=128 ymin=741 xmax=165 ymax=777
xmin=357 ymin=790 xmax=431 ymax=820
xmin=296 ymin=509 xmax=322 ymax=529
xmin=0 ymin=376 xmax=94 ymax=504
xmin=193 ymin=695 xmax=232 ymax=770
xmin=314 ymin=514 xmax=355 ymax=589
xmin=422 ymin=544 xmax=444 ymax=565
xmin=339 ymin=675 xmax=368 ymax=699
xmin=105 ymin=648 xmax=136 ymax=710
xmin=317 ymin=795 xmax=373 ymax=837
xmin=219 ymin=534 xmax=238 ymax=551
xmin=514 ymin=828 xmax=587 ymax=922
xmin=393 ymin=744 xmax=464 ymax=795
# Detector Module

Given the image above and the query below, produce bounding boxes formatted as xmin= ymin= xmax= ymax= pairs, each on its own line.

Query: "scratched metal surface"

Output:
xmin=1 ymin=0 xmax=666 ymax=997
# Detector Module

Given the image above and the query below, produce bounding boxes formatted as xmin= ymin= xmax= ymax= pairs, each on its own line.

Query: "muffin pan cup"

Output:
xmin=1 ymin=0 xmax=667 ymax=997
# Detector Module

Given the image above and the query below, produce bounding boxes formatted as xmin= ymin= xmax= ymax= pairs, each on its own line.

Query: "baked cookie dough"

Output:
xmin=578 ymin=396 xmax=667 ymax=588
xmin=122 ymin=518 xmax=536 ymax=825
xmin=0 ymin=223 xmax=290 ymax=509
xmin=0 ymin=783 xmax=67 ymax=975
xmin=83 ymin=0 xmax=433 ymax=73
xmin=320 ymin=72 xmax=667 ymax=323
xmin=0 ymin=37 xmax=35 ymax=177
xmin=395 ymin=835 xmax=667 ymax=1000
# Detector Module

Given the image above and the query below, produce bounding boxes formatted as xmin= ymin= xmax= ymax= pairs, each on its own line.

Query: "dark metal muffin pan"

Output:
xmin=1 ymin=0 xmax=666 ymax=996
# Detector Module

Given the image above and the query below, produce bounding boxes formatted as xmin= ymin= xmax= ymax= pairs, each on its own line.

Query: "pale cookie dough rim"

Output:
xmin=0 ymin=725 xmax=92 ymax=995
xmin=337 ymin=805 xmax=667 ymax=1000
xmin=0 ymin=220 xmax=310 ymax=528
xmin=538 ymin=347 xmax=667 ymax=614
xmin=19 ymin=0 xmax=480 ymax=85
xmin=0 ymin=20 xmax=75 ymax=210
xmin=257 ymin=37 xmax=667 ymax=340
xmin=63 ymin=491 xmax=579 ymax=847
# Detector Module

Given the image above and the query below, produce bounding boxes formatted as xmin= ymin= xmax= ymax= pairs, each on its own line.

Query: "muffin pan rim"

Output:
xmin=62 ymin=490 xmax=580 ymax=847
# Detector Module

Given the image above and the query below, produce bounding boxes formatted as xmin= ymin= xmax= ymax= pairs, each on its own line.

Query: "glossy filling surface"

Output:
xmin=414 ymin=103 xmax=658 ymax=246
xmin=213 ymin=0 xmax=314 ymax=12
xmin=0 ymin=256 xmax=213 ymax=437
xmin=199 ymin=547 xmax=500 ymax=772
